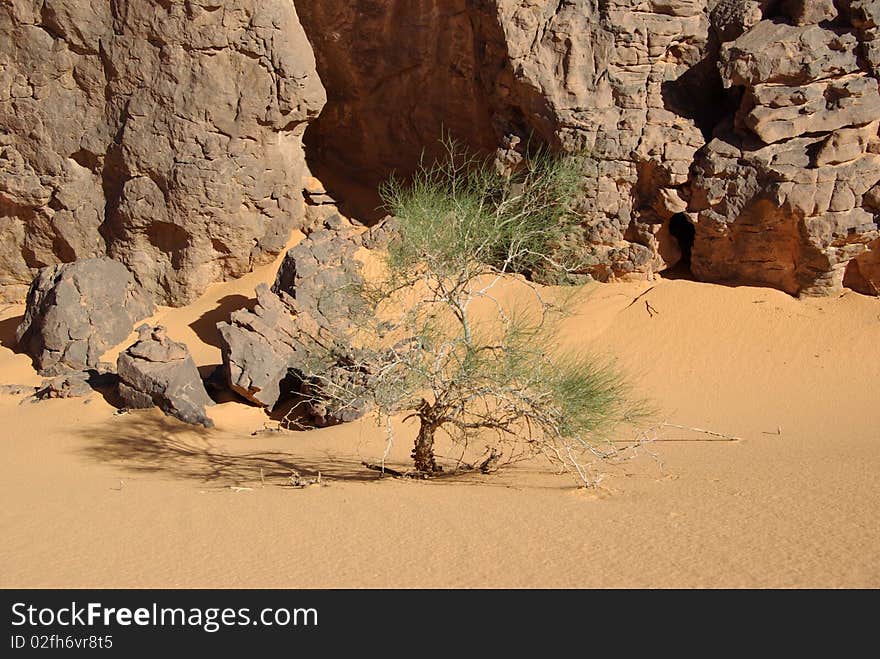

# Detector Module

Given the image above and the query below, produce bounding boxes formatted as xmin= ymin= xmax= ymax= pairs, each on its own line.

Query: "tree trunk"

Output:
xmin=412 ymin=419 xmax=439 ymax=473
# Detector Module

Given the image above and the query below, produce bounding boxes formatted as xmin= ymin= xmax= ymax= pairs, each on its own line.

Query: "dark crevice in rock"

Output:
xmin=662 ymin=55 xmax=736 ymax=142
xmin=69 ymin=149 xmax=101 ymax=173
xmin=668 ymin=212 xmax=696 ymax=272
xmin=96 ymin=143 xmax=128 ymax=252
xmin=50 ymin=234 xmax=78 ymax=264
xmin=295 ymin=0 xmax=538 ymax=222
xmin=145 ymin=223 xmax=188 ymax=268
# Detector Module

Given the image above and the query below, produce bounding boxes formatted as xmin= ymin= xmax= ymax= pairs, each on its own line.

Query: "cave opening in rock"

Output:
xmin=295 ymin=1 xmax=509 ymax=224
xmin=667 ymin=212 xmax=696 ymax=277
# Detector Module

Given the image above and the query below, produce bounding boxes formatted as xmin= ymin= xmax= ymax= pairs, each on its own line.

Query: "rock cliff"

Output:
xmin=689 ymin=3 xmax=880 ymax=294
xmin=1 ymin=0 xmax=324 ymax=304
xmin=299 ymin=0 xmax=880 ymax=294
xmin=2 ymin=0 xmax=879 ymax=300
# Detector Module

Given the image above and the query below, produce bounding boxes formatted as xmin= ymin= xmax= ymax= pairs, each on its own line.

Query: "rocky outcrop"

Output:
xmin=299 ymin=1 xmax=880 ymax=295
xmin=1 ymin=0 xmax=325 ymax=305
xmin=36 ymin=371 xmax=109 ymax=399
xmin=3 ymin=0 xmax=879 ymax=300
xmin=298 ymin=0 xmax=713 ymax=275
xmin=297 ymin=0 xmax=501 ymax=219
xmin=271 ymin=225 xmax=364 ymax=328
xmin=15 ymin=257 xmax=153 ymax=375
xmin=219 ymin=282 xmax=308 ymax=409
xmin=218 ymin=224 xmax=370 ymax=424
xmin=688 ymin=7 xmax=880 ymax=295
xmin=117 ymin=325 xmax=214 ymax=427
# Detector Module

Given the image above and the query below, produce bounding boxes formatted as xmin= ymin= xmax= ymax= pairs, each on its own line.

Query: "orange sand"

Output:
xmin=1 ymin=254 xmax=878 ymax=587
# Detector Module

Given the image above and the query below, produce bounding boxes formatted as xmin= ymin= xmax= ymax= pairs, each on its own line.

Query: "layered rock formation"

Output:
xmin=2 ymin=0 xmax=879 ymax=299
xmin=689 ymin=3 xmax=880 ymax=294
xmin=1 ymin=0 xmax=324 ymax=305
xmin=299 ymin=0 xmax=880 ymax=294
xmin=299 ymin=0 xmax=713 ymax=274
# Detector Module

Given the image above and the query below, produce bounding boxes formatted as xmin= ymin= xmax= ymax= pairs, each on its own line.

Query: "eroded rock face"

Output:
xmin=297 ymin=0 xmax=499 ymax=218
xmin=481 ymin=0 xmax=719 ymax=281
xmin=15 ymin=257 xmax=154 ymax=375
xmin=689 ymin=7 xmax=880 ymax=295
xmin=299 ymin=0 xmax=880 ymax=295
xmin=117 ymin=325 xmax=214 ymax=427
xmin=1 ymin=0 xmax=325 ymax=305
xmin=3 ymin=0 xmax=880 ymax=300
xmin=298 ymin=0 xmax=716 ymax=277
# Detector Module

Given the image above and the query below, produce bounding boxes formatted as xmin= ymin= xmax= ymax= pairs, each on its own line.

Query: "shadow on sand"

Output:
xmin=0 ymin=314 xmax=23 ymax=352
xmin=77 ymin=412 xmax=377 ymax=487
xmin=188 ymin=294 xmax=254 ymax=350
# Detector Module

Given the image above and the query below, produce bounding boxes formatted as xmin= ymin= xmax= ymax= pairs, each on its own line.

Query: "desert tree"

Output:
xmin=289 ymin=140 xmax=647 ymax=485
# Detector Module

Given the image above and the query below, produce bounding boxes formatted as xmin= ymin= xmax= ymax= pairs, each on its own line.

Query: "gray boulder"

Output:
xmin=117 ymin=325 xmax=214 ymax=428
xmin=15 ymin=258 xmax=154 ymax=375
xmin=271 ymin=226 xmax=365 ymax=328
xmin=218 ymin=228 xmax=371 ymax=425
xmin=218 ymin=283 xmax=308 ymax=408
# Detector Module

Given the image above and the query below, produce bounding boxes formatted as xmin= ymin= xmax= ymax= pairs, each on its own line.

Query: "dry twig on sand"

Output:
xmin=623 ymin=285 xmax=657 ymax=310
xmin=659 ymin=422 xmax=741 ymax=441
xmin=609 ymin=421 xmax=741 ymax=444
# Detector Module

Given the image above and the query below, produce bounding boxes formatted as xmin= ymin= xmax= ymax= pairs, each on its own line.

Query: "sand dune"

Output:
xmin=1 ymin=265 xmax=878 ymax=587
